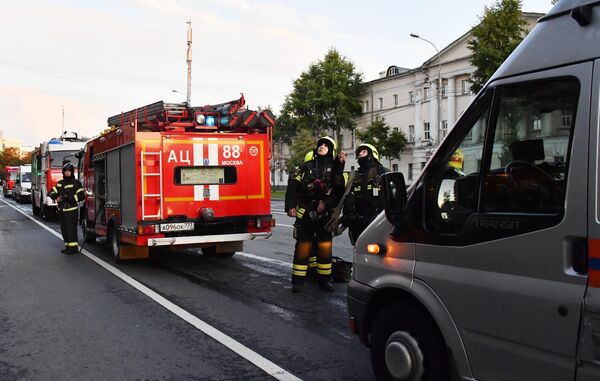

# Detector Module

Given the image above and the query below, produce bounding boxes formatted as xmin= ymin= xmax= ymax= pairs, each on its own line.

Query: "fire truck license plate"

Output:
xmin=181 ymin=167 xmax=225 ymax=185
xmin=160 ymin=222 xmax=194 ymax=232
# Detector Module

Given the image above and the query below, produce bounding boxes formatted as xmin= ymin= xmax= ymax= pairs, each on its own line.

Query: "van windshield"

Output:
xmin=8 ymin=172 xmax=17 ymax=181
xmin=21 ymin=172 xmax=31 ymax=182
xmin=50 ymin=151 xmax=77 ymax=168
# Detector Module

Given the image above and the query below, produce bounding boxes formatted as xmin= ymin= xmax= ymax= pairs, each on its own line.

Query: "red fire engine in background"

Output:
xmin=79 ymin=95 xmax=276 ymax=261
xmin=31 ymin=133 xmax=86 ymax=220
xmin=3 ymin=166 xmax=19 ymax=198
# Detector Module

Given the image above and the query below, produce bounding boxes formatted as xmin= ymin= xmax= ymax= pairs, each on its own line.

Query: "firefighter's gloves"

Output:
xmin=338 ymin=151 xmax=347 ymax=164
xmin=316 ymin=200 xmax=326 ymax=214
xmin=56 ymin=196 xmax=64 ymax=203
xmin=287 ymin=208 xmax=297 ymax=218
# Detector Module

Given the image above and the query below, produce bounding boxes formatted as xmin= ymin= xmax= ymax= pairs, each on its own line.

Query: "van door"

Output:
xmin=413 ymin=64 xmax=591 ymax=380
xmin=578 ymin=59 xmax=600 ymax=381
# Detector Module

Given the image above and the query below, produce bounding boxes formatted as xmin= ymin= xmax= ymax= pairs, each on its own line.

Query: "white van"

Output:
xmin=348 ymin=2 xmax=600 ymax=380
xmin=13 ymin=165 xmax=32 ymax=203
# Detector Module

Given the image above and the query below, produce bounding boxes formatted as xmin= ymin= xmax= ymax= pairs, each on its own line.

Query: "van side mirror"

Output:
xmin=381 ymin=172 xmax=408 ymax=226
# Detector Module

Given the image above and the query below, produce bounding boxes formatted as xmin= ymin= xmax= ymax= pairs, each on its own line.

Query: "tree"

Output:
xmin=279 ymin=49 xmax=365 ymax=147
xmin=0 ymin=147 xmax=24 ymax=168
xmin=468 ymin=0 xmax=527 ymax=93
xmin=356 ymin=116 xmax=407 ymax=167
xmin=286 ymin=128 xmax=317 ymax=173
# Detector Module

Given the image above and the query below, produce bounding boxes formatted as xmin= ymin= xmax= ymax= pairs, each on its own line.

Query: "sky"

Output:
xmin=0 ymin=0 xmax=555 ymax=147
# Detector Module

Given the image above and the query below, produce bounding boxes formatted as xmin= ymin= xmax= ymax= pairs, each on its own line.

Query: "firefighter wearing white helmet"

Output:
xmin=341 ymin=143 xmax=389 ymax=245
xmin=285 ymin=136 xmax=345 ymax=292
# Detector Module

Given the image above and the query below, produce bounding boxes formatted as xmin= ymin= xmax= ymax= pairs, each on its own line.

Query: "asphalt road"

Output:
xmin=0 ymin=195 xmax=373 ymax=381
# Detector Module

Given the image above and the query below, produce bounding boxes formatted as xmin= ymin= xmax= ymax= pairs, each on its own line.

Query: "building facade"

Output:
xmin=341 ymin=13 xmax=542 ymax=185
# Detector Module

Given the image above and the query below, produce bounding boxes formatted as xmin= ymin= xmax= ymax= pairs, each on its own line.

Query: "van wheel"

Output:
xmin=108 ymin=226 xmax=121 ymax=262
xmin=370 ymin=303 xmax=449 ymax=381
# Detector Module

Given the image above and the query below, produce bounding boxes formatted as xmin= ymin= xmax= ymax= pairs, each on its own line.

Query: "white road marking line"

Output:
xmin=0 ymin=198 xmax=302 ymax=381
xmin=276 ymin=223 xmax=294 ymax=228
xmin=272 ymin=211 xmax=287 ymax=215
xmin=236 ymin=251 xmax=290 ymax=269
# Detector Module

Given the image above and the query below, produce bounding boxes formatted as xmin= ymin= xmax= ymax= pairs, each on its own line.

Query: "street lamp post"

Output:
xmin=410 ymin=33 xmax=442 ymax=144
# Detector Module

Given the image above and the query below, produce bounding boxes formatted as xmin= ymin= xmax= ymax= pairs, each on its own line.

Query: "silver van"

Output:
xmin=347 ymin=2 xmax=600 ymax=380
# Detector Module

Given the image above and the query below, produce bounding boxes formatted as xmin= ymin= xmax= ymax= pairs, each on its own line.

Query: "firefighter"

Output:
xmin=285 ymin=137 xmax=344 ymax=292
xmin=49 ymin=162 xmax=84 ymax=254
xmin=342 ymin=143 xmax=389 ymax=245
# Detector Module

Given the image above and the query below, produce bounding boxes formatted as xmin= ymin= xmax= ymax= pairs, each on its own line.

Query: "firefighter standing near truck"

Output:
xmin=286 ymin=137 xmax=344 ymax=293
xmin=49 ymin=162 xmax=84 ymax=254
xmin=341 ymin=144 xmax=389 ymax=245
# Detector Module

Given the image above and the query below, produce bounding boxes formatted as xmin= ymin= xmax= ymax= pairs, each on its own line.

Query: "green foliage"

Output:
xmin=468 ymin=0 xmax=527 ymax=93
xmin=286 ymin=128 xmax=317 ymax=173
xmin=278 ymin=49 xmax=365 ymax=146
xmin=356 ymin=116 xmax=407 ymax=165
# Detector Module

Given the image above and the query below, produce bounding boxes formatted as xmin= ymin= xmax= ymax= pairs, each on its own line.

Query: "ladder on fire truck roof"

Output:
xmin=141 ymin=151 xmax=163 ymax=220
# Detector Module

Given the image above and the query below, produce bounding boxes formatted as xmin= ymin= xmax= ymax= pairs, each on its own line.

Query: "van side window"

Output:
xmin=481 ymin=78 xmax=579 ymax=214
xmin=424 ymin=92 xmax=491 ymax=235
xmin=423 ymin=78 xmax=580 ymax=239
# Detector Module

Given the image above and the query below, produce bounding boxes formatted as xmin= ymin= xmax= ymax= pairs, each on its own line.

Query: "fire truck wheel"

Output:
xmin=370 ymin=302 xmax=450 ymax=381
xmin=109 ymin=226 xmax=121 ymax=262
xmin=81 ymin=218 xmax=96 ymax=243
xmin=32 ymin=200 xmax=40 ymax=216
xmin=41 ymin=204 xmax=55 ymax=221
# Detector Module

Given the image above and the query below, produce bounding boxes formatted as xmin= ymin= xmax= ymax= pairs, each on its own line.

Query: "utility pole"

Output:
xmin=410 ymin=33 xmax=442 ymax=144
xmin=186 ymin=21 xmax=192 ymax=105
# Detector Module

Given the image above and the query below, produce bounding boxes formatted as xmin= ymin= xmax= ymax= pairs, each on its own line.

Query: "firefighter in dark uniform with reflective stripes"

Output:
xmin=342 ymin=144 xmax=389 ymax=245
xmin=49 ymin=162 xmax=84 ymax=254
xmin=285 ymin=137 xmax=344 ymax=292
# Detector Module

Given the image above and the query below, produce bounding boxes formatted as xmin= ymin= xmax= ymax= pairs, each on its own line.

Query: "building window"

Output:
xmin=530 ymin=113 xmax=541 ymax=134
xmin=441 ymin=120 xmax=448 ymax=138
xmin=392 ymin=127 xmax=399 ymax=133
xmin=394 ymin=94 xmax=398 ymax=107
xmin=364 ymin=100 xmax=369 ymax=113
xmin=350 ymin=166 xmax=355 ymax=171
xmin=442 ymin=84 xmax=448 ymax=98
xmin=462 ymin=80 xmax=470 ymax=95
xmin=409 ymin=91 xmax=415 ymax=104
xmin=423 ymin=87 xmax=430 ymax=101
xmin=409 ymin=125 xmax=415 ymax=142
xmin=424 ymin=122 xmax=431 ymax=140
xmin=392 ymin=164 xmax=398 ymax=171
xmin=378 ymin=97 xmax=383 ymax=110
xmin=279 ymin=169 xmax=283 ymax=182
xmin=561 ymin=110 xmax=572 ymax=129
xmin=408 ymin=163 xmax=413 ymax=180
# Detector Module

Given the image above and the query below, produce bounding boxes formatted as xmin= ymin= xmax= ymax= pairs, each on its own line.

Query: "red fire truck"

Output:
xmin=80 ymin=95 xmax=276 ymax=261
xmin=31 ymin=133 xmax=87 ymax=220
xmin=2 ymin=166 xmax=19 ymax=198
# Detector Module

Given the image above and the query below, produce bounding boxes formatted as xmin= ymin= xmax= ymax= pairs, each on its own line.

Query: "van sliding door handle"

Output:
xmin=564 ymin=236 xmax=587 ymax=275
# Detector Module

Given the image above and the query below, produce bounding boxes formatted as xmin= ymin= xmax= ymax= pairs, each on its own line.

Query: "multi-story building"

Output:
xmin=341 ymin=12 xmax=542 ymax=185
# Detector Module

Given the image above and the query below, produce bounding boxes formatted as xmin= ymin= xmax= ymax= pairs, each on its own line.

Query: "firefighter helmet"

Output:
xmin=304 ymin=150 xmax=314 ymax=162
xmin=62 ymin=162 xmax=74 ymax=174
xmin=355 ymin=143 xmax=380 ymax=161
xmin=449 ymin=149 xmax=464 ymax=170
xmin=316 ymin=136 xmax=337 ymax=156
